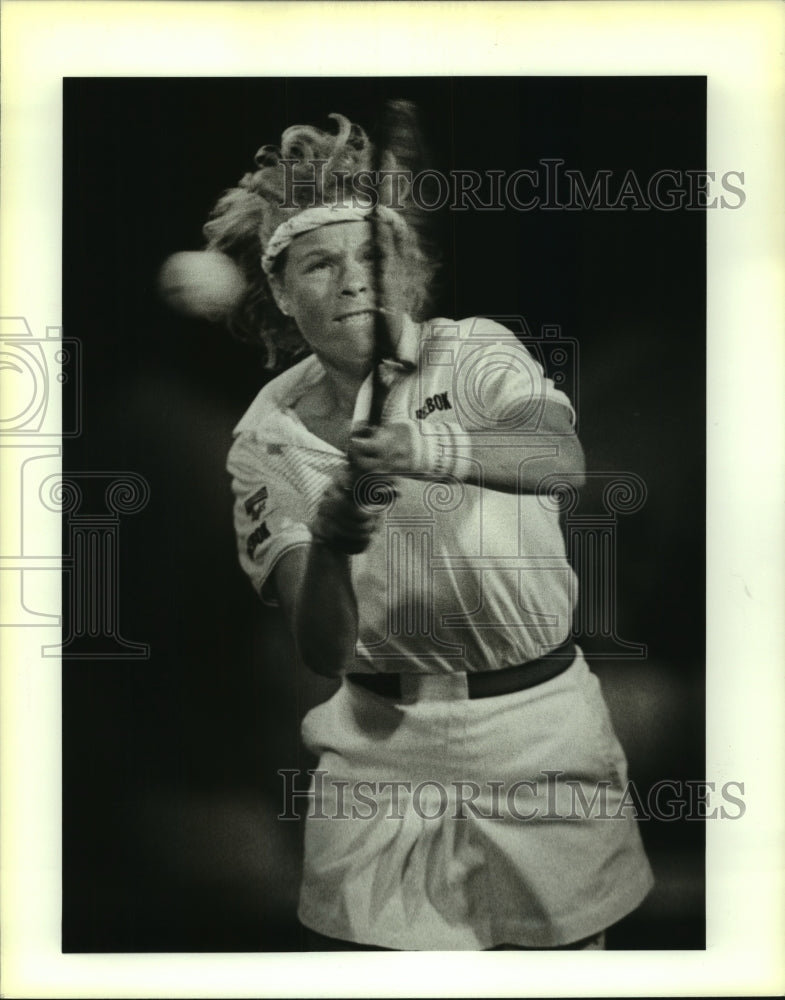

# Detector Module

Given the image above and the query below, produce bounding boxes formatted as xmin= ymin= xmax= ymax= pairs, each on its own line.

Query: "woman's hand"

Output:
xmin=310 ymin=467 xmax=382 ymax=554
xmin=349 ymin=421 xmax=472 ymax=483
xmin=348 ymin=423 xmax=417 ymax=476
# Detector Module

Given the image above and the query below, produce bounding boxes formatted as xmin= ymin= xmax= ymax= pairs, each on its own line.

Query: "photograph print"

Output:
xmin=61 ymin=75 xmax=710 ymax=953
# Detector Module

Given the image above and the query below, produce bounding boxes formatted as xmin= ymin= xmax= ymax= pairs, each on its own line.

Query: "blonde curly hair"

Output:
xmin=202 ymin=113 xmax=438 ymax=369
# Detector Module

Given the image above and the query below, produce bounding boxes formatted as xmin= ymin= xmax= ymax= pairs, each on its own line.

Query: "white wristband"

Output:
xmin=405 ymin=421 xmax=473 ymax=481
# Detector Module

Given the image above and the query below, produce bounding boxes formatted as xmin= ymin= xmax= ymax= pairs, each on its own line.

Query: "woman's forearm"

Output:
xmin=350 ymin=400 xmax=586 ymax=497
xmin=295 ymin=542 xmax=359 ymax=677
xmin=462 ymin=431 xmax=586 ymax=495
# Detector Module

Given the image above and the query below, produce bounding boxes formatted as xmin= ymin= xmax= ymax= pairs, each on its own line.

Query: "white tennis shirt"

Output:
xmin=227 ymin=316 xmax=579 ymax=673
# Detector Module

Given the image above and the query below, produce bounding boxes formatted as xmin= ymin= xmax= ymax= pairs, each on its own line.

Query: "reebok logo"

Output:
xmin=415 ymin=391 xmax=452 ymax=420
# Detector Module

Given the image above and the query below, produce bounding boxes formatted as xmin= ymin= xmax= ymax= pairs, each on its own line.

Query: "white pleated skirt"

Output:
xmin=298 ymin=651 xmax=654 ymax=950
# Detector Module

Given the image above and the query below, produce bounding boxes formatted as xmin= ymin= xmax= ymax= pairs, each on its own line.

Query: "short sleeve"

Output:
xmin=227 ymin=432 xmax=312 ymax=605
xmin=452 ymin=318 xmax=576 ymax=431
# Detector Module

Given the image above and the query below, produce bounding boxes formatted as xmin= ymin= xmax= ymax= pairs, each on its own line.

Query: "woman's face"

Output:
xmin=270 ymin=220 xmax=405 ymax=375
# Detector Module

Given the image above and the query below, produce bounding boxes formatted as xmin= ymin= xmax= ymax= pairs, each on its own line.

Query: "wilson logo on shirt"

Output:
xmin=415 ymin=391 xmax=453 ymax=420
xmin=244 ymin=486 xmax=268 ymax=521
xmin=246 ymin=521 xmax=271 ymax=559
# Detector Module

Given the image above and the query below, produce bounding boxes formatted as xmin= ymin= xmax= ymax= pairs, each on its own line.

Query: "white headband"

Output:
xmin=260 ymin=204 xmax=403 ymax=275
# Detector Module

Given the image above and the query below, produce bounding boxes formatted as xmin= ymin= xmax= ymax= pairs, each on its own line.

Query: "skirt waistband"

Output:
xmin=346 ymin=640 xmax=577 ymax=702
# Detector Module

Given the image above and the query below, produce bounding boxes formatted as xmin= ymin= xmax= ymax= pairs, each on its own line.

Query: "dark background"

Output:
xmin=63 ymin=77 xmax=705 ymax=951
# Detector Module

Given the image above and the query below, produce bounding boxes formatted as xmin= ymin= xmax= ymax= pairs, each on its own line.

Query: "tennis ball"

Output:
xmin=158 ymin=251 xmax=247 ymax=321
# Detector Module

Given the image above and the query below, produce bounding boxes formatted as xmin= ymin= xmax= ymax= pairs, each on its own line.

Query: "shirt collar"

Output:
xmin=234 ymin=314 xmax=424 ymax=437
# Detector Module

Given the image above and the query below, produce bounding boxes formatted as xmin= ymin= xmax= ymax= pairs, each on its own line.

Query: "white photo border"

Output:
xmin=1 ymin=1 xmax=783 ymax=996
